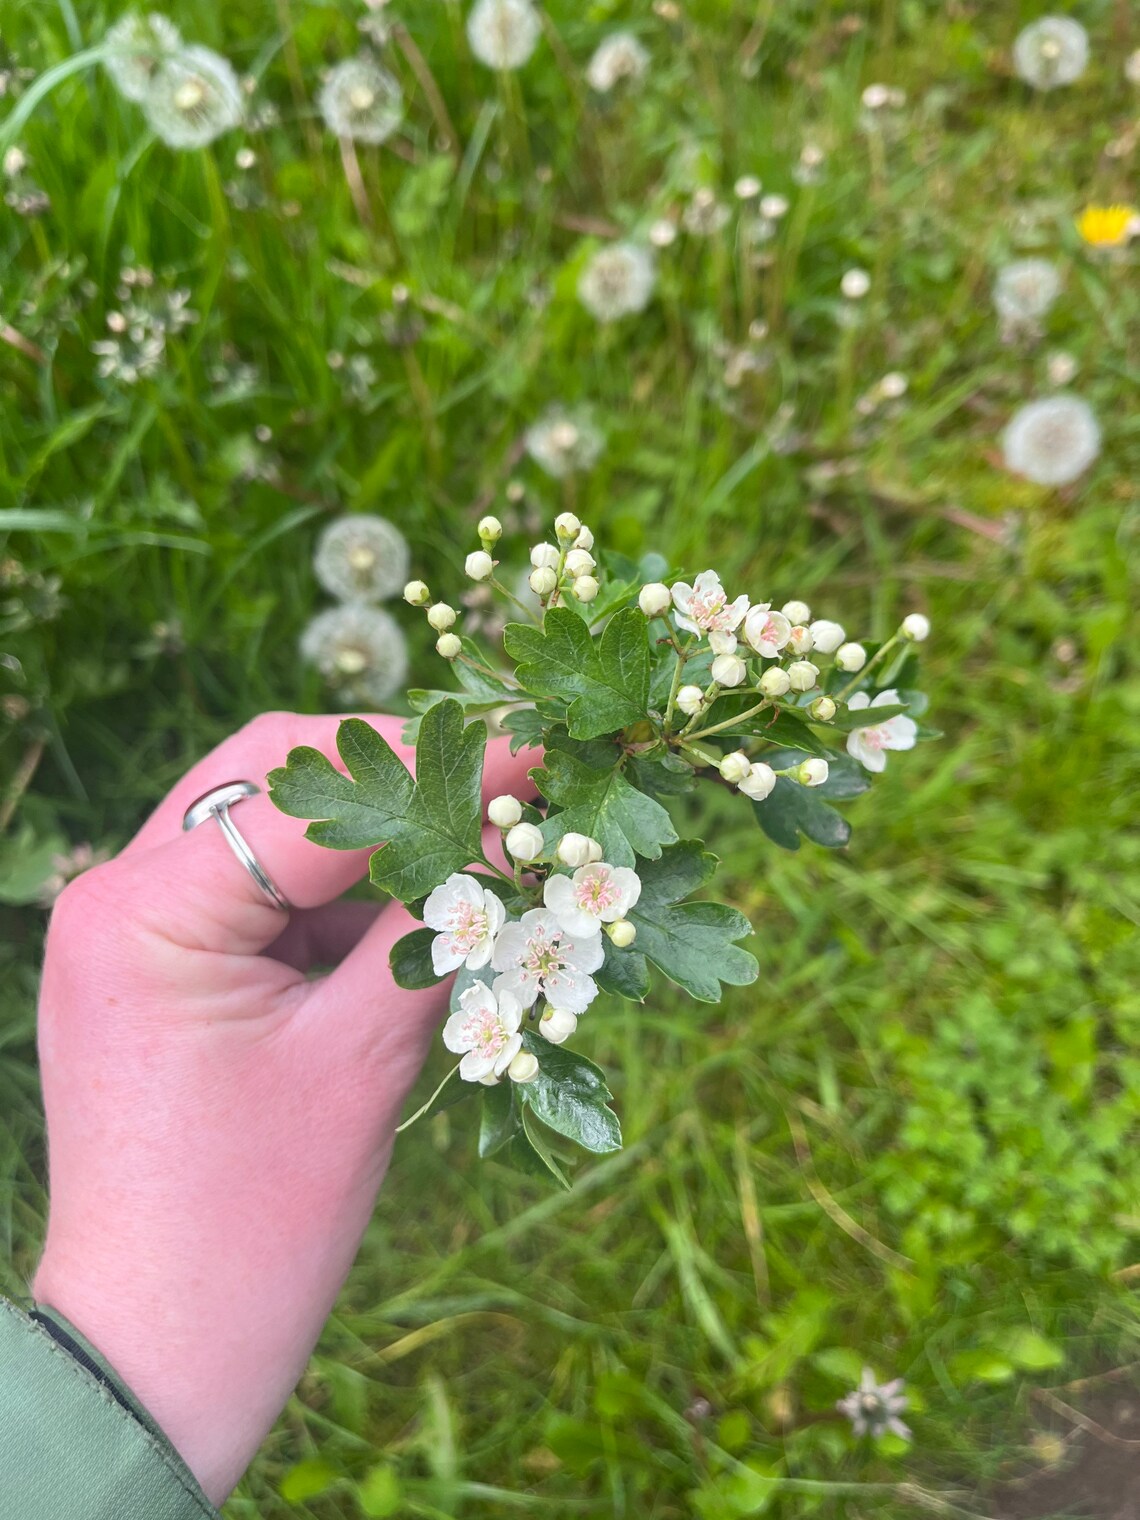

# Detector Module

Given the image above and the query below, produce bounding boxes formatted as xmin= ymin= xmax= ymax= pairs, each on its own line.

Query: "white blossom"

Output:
xmin=846 ymin=689 xmax=917 ymax=773
xmin=759 ymin=193 xmax=788 ymax=219
xmin=540 ymin=1007 xmax=578 ymax=1043
xmin=478 ymin=514 xmax=503 ymax=543
xmin=466 ymin=550 xmax=495 ymax=580
xmin=529 ymin=566 xmax=557 ymax=597
xmin=758 ymin=667 xmax=791 ymax=697
xmin=719 ymin=751 xmax=752 ymax=784
xmin=530 ymin=542 xmax=559 ymax=569
xmin=564 ymin=548 xmax=596 ymax=578
xmin=104 ymin=11 xmax=182 ymax=103
xmin=708 ymin=630 xmax=737 ymax=657
xmin=436 ymin=632 xmax=462 ymax=659
xmin=556 ymin=832 xmax=602 ymax=868
xmin=787 ymin=625 xmax=813 ymax=655
xmin=993 ymin=258 xmax=1062 ymax=326
xmin=787 ymin=660 xmax=819 ymax=692
xmin=143 ymin=45 xmax=243 ymax=150
xmin=443 ymin=979 xmax=524 ymax=1082
xmin=711 ymin=653 xmax=747 ymax=687
xmin=507 ymin=1049 xmax=540 ymax=1083
xmin=573 ymin=575 xmax=599 ymax=602
xmin=492 ymin=908 xmax=605 ymax=1013
xmin=404 ymin=579 xmax=430 ymax=606
xmin=811 ymin=695 xmax=837 ymax=721
xmin=554 ymin=512 xmax=581 ymax=540
xmin=799 ymin=758 xmax=829 ymax=787
xmin=586 ymin=31 xmax=649 ymax=92
xmin=901 ymin=613 xmax=930 ymax=642
xmin=467 ymin=0 xmax=542 ymax=70
xmin=676 ymin=684 xmax=705 ymax=716
xmin=578 ymin=242 xmax=656 ymax=322
xmin=423 ymin=873 xmax=506 ymax=975
xmin=836 ymin=642 xmax=866 ymax=672
xmin=841 ymin=268 xmax=871 ymax=300
xmin=837 ymin=1368 xmax=911 ymax=1441
xmin=1013 ymin=16 xmax=1088 ymax=91
xmin=639 ymin=582 xmax=672 ymax=617
xmin=743 ymin=604 xmax=792 ymax=657
xmin=427 ymin=602 xmax=457 ymax=632
xmin=525 ymin=408 xmax=604 ymax=479
xmin=488 ymin=794 xmax=523 ymax=828
xmin=782 ymin=599 xmax=811 ymax=625
xmin=671 ymin=570 xmax=749 ymax=637
xmin=607 ymin=919 xmax=636 ymax=948
xmin=739 ymin=762 xmax=776 ymax=801
xmin=505 ymin=822 xmax=545 ymax=861
xmin=314 ymin=515 xmax=410 ymax=603
xmin=879 ymin=371 xmax=908 ymax=400
xmin=300 ymin=604 xmax=407 ymax=702
xmin=319 ymin=56 xmax=403 ymax=143
xmin=1002 ymin=394 xmax=1100 ymax=486
xmin=545 ymin=862 xmax=642 ymax=938
xmin=734 ymin=174 xmax=762 ymax=200
xmin=809 ymin=619 xmax=846 ymax=653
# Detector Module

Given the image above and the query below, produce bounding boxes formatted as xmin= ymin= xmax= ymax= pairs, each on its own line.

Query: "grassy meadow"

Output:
xmin=3 ymin=1 xmax=1140 ymax=1515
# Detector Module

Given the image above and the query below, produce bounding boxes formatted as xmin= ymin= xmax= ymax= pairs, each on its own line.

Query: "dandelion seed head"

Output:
xmin=104 ymin=11 xmax=182 ymax=104
xmin=577 ymin=241 xmax=656 ymax=322
xmin=1002 ymin=394 xmax=1100 ymax=486
xmin=682 ymin=188 xmax=730 ymax=236
xmin=992 ymin=258 xmax=1062 ymax=324
xmin=1013 ymin=17 xmax=1089 ymax=91
xmin=525 ymin=407 xmax=604 ymax=479
xmin=467 ymin=0 xmax=542 ymax=71
xmin=318 ymin=56 xmax=403 ymax=143
xmin=144 ymin=45 xmax=243 ymax=149
xmin=313 ymin=515 xmax=411 ymax=603
xmin=300 ymin=604 xmax=408 ymax=703
xmin=586 ymin=31 xmax=649 ymax=93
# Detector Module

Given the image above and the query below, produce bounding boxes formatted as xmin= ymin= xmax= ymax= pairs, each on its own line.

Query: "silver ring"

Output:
xmin=182 ymin=781 xmax=292 ymax=913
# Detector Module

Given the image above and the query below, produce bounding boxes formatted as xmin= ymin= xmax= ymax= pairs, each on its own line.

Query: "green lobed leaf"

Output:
xmin=479 ymin=1079 xmax=518 ymax=1158
xmin=389 ymin=927 xmax=445 ymax=990
xmin=519 ymin=1031 xmax=622 ymax=1154
xmin=500 ymin=706 xmax=547 ymax=753
xmin=510 ymin=1107 xmax=571 ymax=1188
xmin=268 ymin=699 xmax=485 ymax=902
xmin=533 ymin=740 xmax=678 ymax=867
xmin=750 ymin=748 xmax=870 ymax=851
xmin=613 ymin=842 xmax=759 ymax=1003
xmin=504 ymin=606 xmax=651 ymax=740
xmin=597 ymin=934 xmax=652 ymax=1002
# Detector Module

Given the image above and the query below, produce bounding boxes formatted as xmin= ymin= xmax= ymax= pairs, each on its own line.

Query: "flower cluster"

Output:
xmin=301 ymin=515 xmax=411 ymax=704
xmin=90 ymin=267 xmax=199 ymax=387
xmin=103 ymin=14 xmax=243 ymax=150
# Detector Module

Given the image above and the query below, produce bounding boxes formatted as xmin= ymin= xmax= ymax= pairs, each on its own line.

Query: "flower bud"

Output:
xmin=479 ymin=1072 xmax=501 ymax=1086
xmin=505 ymin=822 xmax=545 ymax=861
xmin=739 ymin=761 xmax=776 ymax=801
xmin=554 ymin=511 xmax=581 ymax=541
xmin=586 ymin=838 xmax=604 ymax=863
xmin=808 ymin=619 xmax=845 ymax=654
xmin=478 ymin=514 xmax=503 ymax=544
xmin=565 ymin=548 xmax=596 ymax=578
xmin=639 ymin=582 xmax=672 ymax=617
xmin=574 ymin=526 xmax=595 ymax=551
xmin=436 ymin=633 xmax=462 ymax=659
xmin=557 ymin=831 xmax=600 ymax=868
xmin=786 ymin=659 xmax=820 ymax=692
xmin=465 ymin=550 xmax=494 ymax=581
xmin=901 ymin=612 xmax=930 ymax=642
xmin=841 ymin=267 xmax=870 ymax=300
xmin=403 ymin=579 xmax=431 ymax=606
xmin=781 ymin=599 xmax=811 ymax=625
xmin=708 ymin=630 xmax=738 ymax=657
xmin=759 ymin=666 xmax=791 ymax=697
xmin=507 ymin=1050 xmax=540 ymax=1084
xmin=607 ymin=919 xmax=637 ymax=948
xmin=718 ymin=750 xmax=753 ymax=784
xmin=810 ymin=695 xmax=837 ymax=721
xmin=427 ymin=602 xmax=457 ymax=632
xmin=787 ymin=625 xmax=814 ymax=655
xmin=711 ymin=653 xmax=747 ymax=688
xmin=676 ymin=684 xmax=705 ymax=716
xmin=836 ymin=642 xmax=866 ymax=672
xmin=530 ymin=542 xmax=559 ymax=569
xmin=798 ymin=758 xmax=829 ymax=787
xmin=488 ymin=794 xmax=523 ymax=829
xmin=540 ymin=1007 xmax=578 ymax=1044
xmin=529 ymin=566 xmax=558 ymax=597
xmin=573 ymin=575 xmax=599 ymax=603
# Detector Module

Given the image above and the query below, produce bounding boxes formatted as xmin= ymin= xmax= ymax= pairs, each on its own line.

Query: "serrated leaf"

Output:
xmin=612 ymin=842 xmax=758 ymax=1002
xmin=534 ymin=744 xmax=678 ymax=867
xmin=389 ymin=927 xmax=444 ymax=990
xmin=627 ymin=750 xmax=697 ymax=796
xmin=268 ymin=700 xmax=485 ymax=902
xmin=597 ymin=933 xmax=652 ymax=1001
xmin=519 ymin=1031 xmax=622 ymax=1154
xmin=752 ymin=748 xmax=871 ymax=851
xmin=511 ymin=1106 xmax=571 ymax=1188
xmin=504 ymin=606 xmax=650 ymax=740
xmin=500 ymin=706 xmax=547 ymax=753
xmin=805 ymin=702 xmax=909 ymax=733
xmin=479 ymin=1079 xmax=518 ymax=1157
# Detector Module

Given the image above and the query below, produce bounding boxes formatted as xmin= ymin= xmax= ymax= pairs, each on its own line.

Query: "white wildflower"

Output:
xmin=104 ymin=12 xmax=182 ymax=103
xmin=676 ymin=684 xmax=705 ymax=716
xmin=993 ymin=258 xmax=1062 ymax=326
xmin=436 ymin=632 xmax=462 ymax=659
xmin=465 ymin=550 xmax=495 ymax=580
xmin=505 ymin=822 xmax=545 ymax=862
xmin=530 ymin=542 xmax=559 ymax=569
xmin=836 ymin=642 xmax=866 ymax=672
xmin=734 ymin=174 xmax=762 ymax=200
xmin=718 ymin=751 xmax=752 ymax=784
xmin=1002 ymin=394 xmax=1100 ymax=485
xmin=507 ymin=1049 xmax=540 ymax=1083
xmin=1047 ymin=351 xmax=1078 ymax=386
xmin=525 ymin=408 xmax=604 ymax=478
xmin=573 ymin=574 xmax=599 ymax=602
xmin=403 ymin=579 xmax=430 ymax=606
xmin=319 ymin=56 xmax=403 ymax=143
xmin=639 ymin=582 xmax=672 ymax=617
xmin=144 ymin=45 xmax=243 ymax=150
xmin=529 ymin=566 xmax=557 ymax=597
xmin=313 ymin=515 xmax=410 ymax=603
xmin=544 ymin=862 xmax=641 ymax=939
xmin=443 ymin=979 xmax=524 ymax=1082
xmin=841 ymin=268 xmax=871 ymax=300
xmin=743 ymin=604 xmax=792 ymax=658
xmin=578 ymin=242 xmax=656 ymax=322
xmin=781 ymin=599 xmax=811 ymax=625
xmin=901 ymin=613 xmax=930 ymax=642
xmin=758 ymin=667 xmax=791 ymax=698
xmin=738 ymin=762 xmax=776 ymax=801
xmin=467 ymin=0 xmax=542 ymax=71
xmin=478 ymin=514 xmax=503 ymax=544
xmin=683 ymin=188 xmax=731 ymax=237
xmin=786 ymin=660 xmax=819 ymax=692
xmin=556 ymin=833 xmax=602 ymax=869
xmin=708 ymin=630 xmax=737 ymax=657
xmin=671 ymin=570 xmax=749 ymax=637
xmin=539 ymin=1007 xmax=578 ymax=1044
xmin=711 ymin=652 xmax=747 ymax=687
xmin=427 ymin=602 xmax=457 ymax=632
xmin=488 ymin=795 xmax=523 ymax=828
xmin=809 ymin=619 xmax=845 ymax=654
xmin=1013 ymin=16 xmax=1089 ymax=91
xmin=846 ymin=689 xmax=917 ymax=774
xmin=787 ymin=625 xmax=813 ymax=656
xmin=586 ymin=31 xmax=649 ymax=93
xmin=649 ymin=217 xmax=677 ymax=248
xmin=299 ymin=604 xmax=408 ymax=702
xmin=759 ymin=193 xmax=788 ymax=219
xmin=837 ymin=1368 xmax=911 ymax=1441
xmin=879 ymin=371 xmax=908 ymax=400
xmin=492 ymin=908 xmax=605 ymax=1013
xmin=799 ymin=758 xmax=829 ymax=787
xmin=423 ymin=873 xmax=507 ymax=976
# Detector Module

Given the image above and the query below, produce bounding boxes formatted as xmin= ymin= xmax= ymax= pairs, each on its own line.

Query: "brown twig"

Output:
xmin=338 ymin=135 xmax=374 ymax=228
xmin=1 ymin=324 xmax=46 ymax=364
xmin=393 ymin=23 xmax=459 ymax=157
xmin=0 ymin=738 xmax=46 ymax=834
xmin=1031 ymin=1387 xmax=1140 ymax=1450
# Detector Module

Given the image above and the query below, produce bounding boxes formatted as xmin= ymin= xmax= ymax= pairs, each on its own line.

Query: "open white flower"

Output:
xmin=845 ymin=689 xmax=917 ymax=773
xmin=837 ymin=1368 xmax=910 ymax=1441
xmin=492 ymin=908 xmax=604 ymax=1014
xmin=442 ymin=980 xmax=524 ymax=1082
xmin=671 ymin=570 xmax=749 ymax=637
xmin=544 ymin=863 xmax=641 ymax=938
xmin=743 ymin=603 xmax=792 ymax=657
xmin=423 ymin=873 xmax=506 ymax=976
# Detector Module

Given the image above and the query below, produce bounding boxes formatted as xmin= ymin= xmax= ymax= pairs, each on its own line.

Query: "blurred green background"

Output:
xmin=2 ymin=2 xmax=1139 ymax=1515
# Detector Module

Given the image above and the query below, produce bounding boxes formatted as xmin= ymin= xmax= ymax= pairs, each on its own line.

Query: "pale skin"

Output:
xmin=32 ymin=711 xmax=534 ymax=1506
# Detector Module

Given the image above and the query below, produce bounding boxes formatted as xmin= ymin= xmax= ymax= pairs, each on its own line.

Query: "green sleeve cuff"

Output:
xmin=0 ymin=1296 xmax=221 ymax=1519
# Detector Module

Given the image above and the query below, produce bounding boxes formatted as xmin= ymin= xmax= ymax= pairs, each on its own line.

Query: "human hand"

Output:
xmin=32 ymin=712 xmax=533 ymax=1505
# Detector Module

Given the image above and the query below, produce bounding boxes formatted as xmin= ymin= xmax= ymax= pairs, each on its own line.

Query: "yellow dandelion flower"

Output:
xmin=1075 ymin=204 xmax=1136 ymax=248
